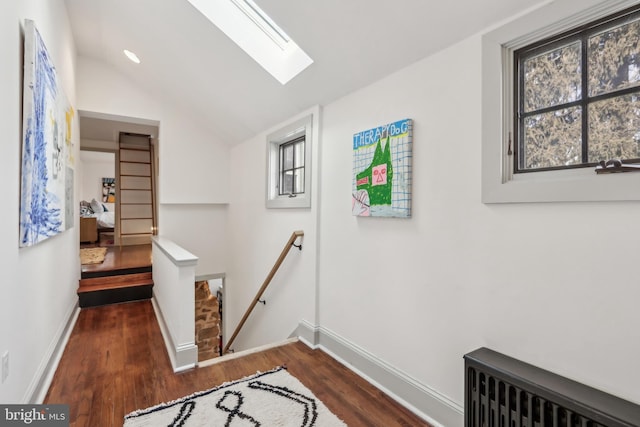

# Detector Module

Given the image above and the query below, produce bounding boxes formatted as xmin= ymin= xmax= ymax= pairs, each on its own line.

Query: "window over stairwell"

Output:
xmin=266 ymin=115 xmax=312 ymax=208
xmin=277 ymin=136 xmax=305 ymax=197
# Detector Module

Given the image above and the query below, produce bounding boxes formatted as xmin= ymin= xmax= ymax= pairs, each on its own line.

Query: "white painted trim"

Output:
xmin=296 ymin=321 xmax=463 ymax=427
xmin=28 ymin=301 xmax=80 ymax=403
xmin=266 ymin=108 xmax=319 ymax=209
xmin=152 ymin=236 xmax=198 ymax=267
xmin=151 ymin=296 xmax=177 ymax=369
xmin=78 ymin=110 xmax=160 ymax=127
xmin=195 ymin=272 xmax=225 ymax=282
xmin=175 ymin=344 xmax=198 ymax=373
xmin=151 ymin=297 xmax=197 ymax=373
xmin=294 ymin=319 xmax=320 ymax=348
xmin=198 ymin=337 xmax=299 ymax=368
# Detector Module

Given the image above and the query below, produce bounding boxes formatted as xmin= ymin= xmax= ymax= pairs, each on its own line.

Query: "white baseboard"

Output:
xmin=28 ymin=301 xmax=80 ymax=403
xmin=151 ymin=297 xmax=197 ymax=372
xmin=198 ymin=337 xmax=299 ymax=368
xmin=24 ymin=299 xmax=463 ymax=425
xmin=296 ymin=320 xmax=463 ymax=427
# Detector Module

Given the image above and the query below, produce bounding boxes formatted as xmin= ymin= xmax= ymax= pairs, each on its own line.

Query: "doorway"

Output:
xmin=79 ymin=150 xmax=116 ymax=247
xmin=78 ymin=111 xmax=160 ymax=247
xmin=77 ymin=112 xmax=159 ymax=306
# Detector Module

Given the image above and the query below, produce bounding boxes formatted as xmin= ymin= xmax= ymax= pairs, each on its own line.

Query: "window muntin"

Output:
xmin=522 ymin=107 xmax=582 ymax=170
xmin=278 ymin=137 xmax=305 ymax=196
xmin=523 ymin=42 xmax=582 ymax=113
xmin=588 ymin=19 xmax=640 ymax=96
xmin=515 ymin=7 xmax=640 ymax=173
xmin=589 ymin=94 xmax=640 ymax=160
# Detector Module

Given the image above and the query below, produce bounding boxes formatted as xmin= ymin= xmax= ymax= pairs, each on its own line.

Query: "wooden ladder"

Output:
xmin=118 ymin=133 xmax=157 ymax=246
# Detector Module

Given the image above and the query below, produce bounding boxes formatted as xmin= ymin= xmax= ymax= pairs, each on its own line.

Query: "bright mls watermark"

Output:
xmin=0 ymin=405 xmax=69 ymax=426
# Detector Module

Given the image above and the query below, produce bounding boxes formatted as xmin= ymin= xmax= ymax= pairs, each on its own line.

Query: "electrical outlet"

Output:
xmin=1 ymin=351 xmax=8 ymax=383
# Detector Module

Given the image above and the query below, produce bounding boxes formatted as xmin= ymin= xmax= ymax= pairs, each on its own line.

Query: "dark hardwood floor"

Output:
xmin=78 ymin=244 xmax=153 ymax=307
xmin=80 ymin=243 xmax=152 ymax=276
xmin=44 ymin=301 xmax=432 ymax=426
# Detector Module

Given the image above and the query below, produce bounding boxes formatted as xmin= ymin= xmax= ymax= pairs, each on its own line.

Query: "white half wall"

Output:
xmin=0 ymin=0 xmax=80 ymax=403
xmin=152 ymin=237 xmax=198 ymax=372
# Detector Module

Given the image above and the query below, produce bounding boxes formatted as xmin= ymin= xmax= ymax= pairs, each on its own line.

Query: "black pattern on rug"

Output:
xmin=216 ymin=390 xmax=260 ymax=426
xmin=124 ymin=366 xmax=347 ymax=427
xmin=169 ymin=401 xmax=195 ymax=427
xmin=248 ymin=380 xmax=318 ymax=426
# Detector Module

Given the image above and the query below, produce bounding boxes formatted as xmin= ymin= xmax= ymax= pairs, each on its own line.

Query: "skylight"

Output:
xmin=231 ymin=0 xmax=290 ymax=49
xmin=186 ymin=0 xmax=313 ymax=84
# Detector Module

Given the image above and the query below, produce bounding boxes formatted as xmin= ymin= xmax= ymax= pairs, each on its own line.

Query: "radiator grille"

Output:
xmin=464 ymin=348 xmax=640 ymax=427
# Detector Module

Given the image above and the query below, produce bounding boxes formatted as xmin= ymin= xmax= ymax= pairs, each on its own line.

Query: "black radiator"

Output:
xmin=464 ymin=347 xmax=640 ymax=427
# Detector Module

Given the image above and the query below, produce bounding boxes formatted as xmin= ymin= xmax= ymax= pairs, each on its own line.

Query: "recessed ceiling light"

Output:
xmin=123 ymin=49 xmax=141 ymax=64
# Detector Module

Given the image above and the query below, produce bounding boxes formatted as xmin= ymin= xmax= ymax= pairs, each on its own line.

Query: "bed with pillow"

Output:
xmin=80 ymin=199 xmax=115 ymax=242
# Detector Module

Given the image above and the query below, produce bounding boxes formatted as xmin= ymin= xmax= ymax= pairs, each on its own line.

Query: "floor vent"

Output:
xmin=464 ymin=348 xmax=640 ymax=427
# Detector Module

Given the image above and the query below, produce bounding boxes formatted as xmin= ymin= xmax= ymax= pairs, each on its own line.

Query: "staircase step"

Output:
xmin=78 ymin=272 xmax=153 ymax=293
xmin=78 ymin=272 xmax=153 ymax=308
xmin=81 ymin=265 xmax=151 ymax=280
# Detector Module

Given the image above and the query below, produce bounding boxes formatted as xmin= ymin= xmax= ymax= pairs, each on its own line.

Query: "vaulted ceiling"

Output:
xmin=64 ymin=0 xmax=540 ymax=145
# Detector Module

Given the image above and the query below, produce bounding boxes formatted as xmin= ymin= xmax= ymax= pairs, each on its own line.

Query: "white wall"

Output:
xmin=0 ymin=0 xmax=79 ymax=403
xmin=317 ymin=31 xmax=640 ymax=418
xmin=76 ymin=58 xmax=231 ymax=275
xmin=160 ymin=204 xmax=228 ymax=277
xmin=221 ymin=18 xmax=638 ymax=420
xmin=226 ymin=107 xmax=321 ymax=351
xmin=77 ymin=58 xmax=230 ymax=205
xmin=3 ymin=0 xmax=635 ymax=420
xmin=79 ymin=150 xmax=114 ymax=203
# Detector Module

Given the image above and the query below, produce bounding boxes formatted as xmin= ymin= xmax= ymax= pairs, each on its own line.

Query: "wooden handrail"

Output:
xmin=223 ymin=230 xmax=304 ymax=354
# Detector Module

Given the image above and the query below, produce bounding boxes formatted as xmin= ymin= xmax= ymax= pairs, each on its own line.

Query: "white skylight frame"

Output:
xmin=186 ymin=0 xmax=313 ymax=85
xmin=231 ymin=0 xmax=290 ymax=49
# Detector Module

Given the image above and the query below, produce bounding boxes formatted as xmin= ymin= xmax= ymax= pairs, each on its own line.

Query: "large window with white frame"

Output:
xmin=266 ymin=115 xmax=312 ymax=208
xmin=481 ymin=0 xmax=640 ymax=203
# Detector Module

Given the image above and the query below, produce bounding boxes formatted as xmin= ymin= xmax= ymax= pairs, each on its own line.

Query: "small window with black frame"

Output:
xmin=266 ymin=113 xmax=313 ymax=208
xmin=278 ymin=136 xmax=305 ymax=196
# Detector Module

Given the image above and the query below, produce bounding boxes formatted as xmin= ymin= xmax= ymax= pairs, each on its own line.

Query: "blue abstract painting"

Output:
xmin=20 ymin=20 xmax=75 ymax=247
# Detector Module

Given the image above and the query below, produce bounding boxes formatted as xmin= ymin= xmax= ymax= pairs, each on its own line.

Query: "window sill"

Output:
xmin=481 ymin=0 xmax=640 ymax=204
xmin=265 ymin=112 xmax=316 ymax=209
xmin=266 ymin=194 xmax=311 ymax=209
xmin=483 ymin=165 xmax=640 ymax=203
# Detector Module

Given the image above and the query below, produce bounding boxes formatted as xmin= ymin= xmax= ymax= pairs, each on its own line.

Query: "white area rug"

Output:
xmin=123 ymin=367 xmax=347 ymax=426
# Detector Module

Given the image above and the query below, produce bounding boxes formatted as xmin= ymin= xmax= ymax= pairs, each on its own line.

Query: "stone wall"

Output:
xmin=195 ymin=280 xmax=221 ymax=361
